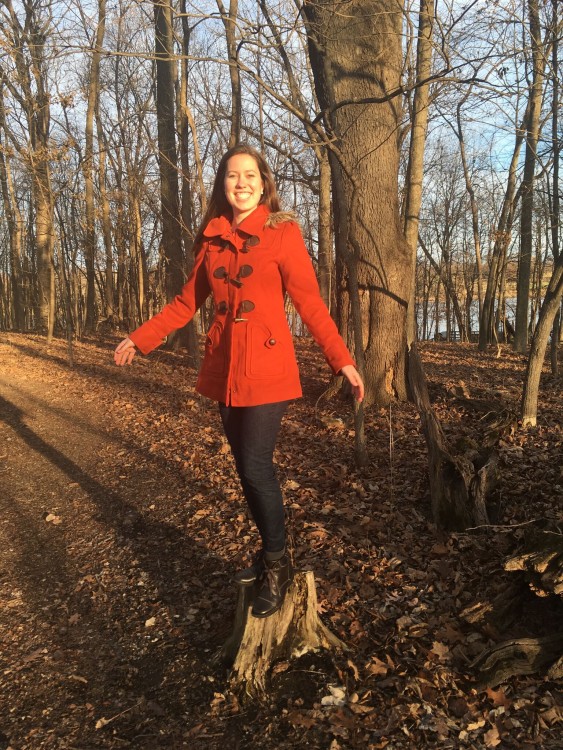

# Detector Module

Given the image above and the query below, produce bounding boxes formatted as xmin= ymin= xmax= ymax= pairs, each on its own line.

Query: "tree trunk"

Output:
xmin=521 ymin=255 xmax=563 ymax=426
xmin=153 ymin=0 xmax=185 ymax=324
xmin=303 ymin=0 xmax=413 ymax=407
xmin=216 ymin=0 xmax=241 ymax=148
xmin=0 ymin=87 xmax=25 ymax=330
xmin=514 ymin=0 xmax=546 ymax=353
xmin=317 ymin=151 xmax=333 ymax=309
xmin=455 ymin=99 xmax=483 ymax=325
xmin=404 ymin=0 xmax=435 ymax=344
xmin=177 ymin=8 xmax=201 ymax=368
xmin=480 ymin=110 xmax=528 ymax=349
xmin=34 ymin=165 xmax=55 ymax=340
xmin=259 ymin=0 xmax=333 ymax=309
xmin=549 ymin=0 xmax=560 ymax=376
xmin=223 ymin=571 xmax=347 ymax=699
xmin=96 ymin=112 xmax=115 ymax=321
xmin=82 ymin=0 xmax=106 ymax=331
xmin=128 ymin=188 xmax=146 ymax=324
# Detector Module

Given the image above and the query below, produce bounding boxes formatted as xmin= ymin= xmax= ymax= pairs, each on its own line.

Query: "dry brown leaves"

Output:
xmin=0 ymin=333 xmax=561 ymax=749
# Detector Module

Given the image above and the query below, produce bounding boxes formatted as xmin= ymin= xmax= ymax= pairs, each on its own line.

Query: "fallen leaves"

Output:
xmin=1 ymin=334 xmax=562 ymax=750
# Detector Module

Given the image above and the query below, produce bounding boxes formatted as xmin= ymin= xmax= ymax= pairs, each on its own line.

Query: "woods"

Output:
xmin=0 ymin=1 xmax=561 ymax=396
xmin=0 ymin=0 xmax=562 ymax=746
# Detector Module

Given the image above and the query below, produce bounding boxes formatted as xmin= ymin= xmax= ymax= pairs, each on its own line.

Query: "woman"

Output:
xmin=114 ymin=144 xmax=364 ymax=618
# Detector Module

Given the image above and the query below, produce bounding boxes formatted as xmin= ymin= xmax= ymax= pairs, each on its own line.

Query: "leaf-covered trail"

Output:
xmin=0 ymin=333 xmax=561 ymax=750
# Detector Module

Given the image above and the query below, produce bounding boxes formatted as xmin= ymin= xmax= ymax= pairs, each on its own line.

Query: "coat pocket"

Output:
xmin=204 ymin=320 xmax=228 ymax=376
xmin=246 ymin=322 xmax=286 ymax=379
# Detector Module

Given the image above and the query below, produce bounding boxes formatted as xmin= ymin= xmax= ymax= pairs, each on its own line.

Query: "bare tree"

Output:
xmin=81 ymin=0 xmax=107 ymax=331
xmin=153 ymin=0 xmax=184 ymax=327
xmin=257 ymin=0 xmax=333 ymax=307
xmin=216 ymin=0 xmax=241 ymax=148
xmin=0 ymin=0 xmax=56 ymax=338
xmin=479 ymin=123 xmax=525 ymax=349
xmin=521 ymin=0 xmax=563 ymax=425
xmin=548 ymin=0 xmax=561 ymax=374
xmin=514 ymin=0 xmax=547 ymax=353
xmin=0 ymin=81 xmax=25 ymax=330
xmin=404 ymin=0 xmax=435 ymax=344
xmin=302 ymin=0 xmax=413 ymax=407
xmin=521 ymin=254 xmax=563 ymax=426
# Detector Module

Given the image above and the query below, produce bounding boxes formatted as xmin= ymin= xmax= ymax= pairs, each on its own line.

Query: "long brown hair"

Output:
xmin=191 ymin=144 xmax=281 ymax=253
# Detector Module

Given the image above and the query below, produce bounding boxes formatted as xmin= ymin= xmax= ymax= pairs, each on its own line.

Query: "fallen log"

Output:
xmin=471 ymin=526 xmax=563 ymax=686
xmin=504 ymin=530 xmax=563 ymax=597
xmin=222 ymin=571 xmax=347 ymax=699
xmin=471 ymin=634 xmax=563 ymax=688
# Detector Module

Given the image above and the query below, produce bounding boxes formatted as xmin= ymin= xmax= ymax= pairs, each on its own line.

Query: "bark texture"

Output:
xmin=303 ymin=0 xmax=413 ymax=406
xmin=223 ymin=571 xmax=347 ymax=699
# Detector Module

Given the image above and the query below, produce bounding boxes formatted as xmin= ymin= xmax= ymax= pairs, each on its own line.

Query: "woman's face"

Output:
xmin=224 ymin=153 xmax=264 ymax=224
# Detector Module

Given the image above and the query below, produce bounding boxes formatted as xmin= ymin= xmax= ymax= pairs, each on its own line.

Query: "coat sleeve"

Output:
xmin=129 ymin=247 xmax=210 ymax=354
xmin=277 ymin=222 xmax=355 ymax=375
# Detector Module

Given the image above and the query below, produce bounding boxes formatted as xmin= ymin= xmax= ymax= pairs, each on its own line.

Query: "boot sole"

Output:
xmin=233 ymin=576 xmax=257 ymax=586
xmin=251 ymin=604 xmax=283 ymax=618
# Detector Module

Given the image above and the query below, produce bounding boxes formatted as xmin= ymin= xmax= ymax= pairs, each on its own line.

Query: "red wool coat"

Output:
xmin=129 ymin=204 xmax=355 ymax=406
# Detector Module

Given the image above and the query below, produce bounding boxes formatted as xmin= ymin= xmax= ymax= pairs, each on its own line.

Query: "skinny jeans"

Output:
xmin=219 ymin=401 xmax=289 ymax=553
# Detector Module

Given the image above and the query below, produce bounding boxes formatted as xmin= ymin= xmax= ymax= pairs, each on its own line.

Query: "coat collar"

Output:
xmin=203 ymin=203 xmax=270 ymax=241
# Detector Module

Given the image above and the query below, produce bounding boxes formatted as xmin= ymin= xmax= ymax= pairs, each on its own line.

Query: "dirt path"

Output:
xmin=0 ymin=335 xmax=230 ymax=749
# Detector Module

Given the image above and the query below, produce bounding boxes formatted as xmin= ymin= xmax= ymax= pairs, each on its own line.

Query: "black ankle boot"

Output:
xmin=251 ymin=552 xmax=293 ymax=618
xmin=233 ymin=550 xmax=264 ymax=586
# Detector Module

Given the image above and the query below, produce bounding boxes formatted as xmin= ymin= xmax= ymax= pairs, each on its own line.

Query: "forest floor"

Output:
xmin=0 ymin=332 xmax=562 ymax=750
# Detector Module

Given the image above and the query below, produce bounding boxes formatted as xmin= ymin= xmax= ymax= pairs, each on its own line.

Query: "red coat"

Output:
xmin=129 ymin=204 xmax=354 ymax=406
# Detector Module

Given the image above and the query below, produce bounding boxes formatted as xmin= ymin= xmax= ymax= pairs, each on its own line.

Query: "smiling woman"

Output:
xmin=224 ymin=153 xmax=264 ymax=225
xmin=113 ymin=143 xmax=364 ymax=619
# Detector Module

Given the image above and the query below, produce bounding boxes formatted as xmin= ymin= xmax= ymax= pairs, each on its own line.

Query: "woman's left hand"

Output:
xmin=340 ymin=365 xmax=365 ymax=403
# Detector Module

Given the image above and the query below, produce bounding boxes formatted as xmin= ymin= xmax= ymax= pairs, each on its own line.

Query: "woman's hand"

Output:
xmin=114 ymin=337 xmax=137 ymax=366
xmin=340 ymin=365 xmax=365 ymax=403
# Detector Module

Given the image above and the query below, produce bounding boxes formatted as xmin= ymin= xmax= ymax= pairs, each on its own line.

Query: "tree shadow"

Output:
xmin=4 ymin=338 xmax=198 ymax=406
xmin=0 ymin=391 xmax=232 ymax=746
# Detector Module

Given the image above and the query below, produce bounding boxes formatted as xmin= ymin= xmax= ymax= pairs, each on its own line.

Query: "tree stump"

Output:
xmin=407 ymin=342 xmax=499 ymax=530
xmin=222 ymin=571 xmax=347 ymax=699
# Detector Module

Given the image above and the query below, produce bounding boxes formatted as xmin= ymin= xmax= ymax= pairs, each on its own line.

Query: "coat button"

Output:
xmin=268 ymin=338 xmax=276 ymax=346
xmin=239 ymin=300 xmax=255 ymax=313
xmin=246 ymin=235 xmax=260 ymax=247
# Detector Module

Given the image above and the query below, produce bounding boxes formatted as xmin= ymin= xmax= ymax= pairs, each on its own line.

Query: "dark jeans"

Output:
xmin=219 ymin=401 xmax=289 ymax=553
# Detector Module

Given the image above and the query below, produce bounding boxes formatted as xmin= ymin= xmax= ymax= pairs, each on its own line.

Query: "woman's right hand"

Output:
xmin=114 ymin=337 xmax=137 ymax=366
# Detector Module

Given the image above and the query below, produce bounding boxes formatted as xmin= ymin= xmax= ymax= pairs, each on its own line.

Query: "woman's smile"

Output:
xmin=224 ymin=153 xmax=264 ymax=224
